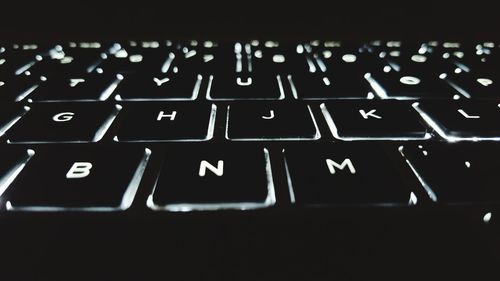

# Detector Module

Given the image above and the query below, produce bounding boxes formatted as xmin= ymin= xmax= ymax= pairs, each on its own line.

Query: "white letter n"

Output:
xmin=199 ymin=160 xmax=224 ymax=177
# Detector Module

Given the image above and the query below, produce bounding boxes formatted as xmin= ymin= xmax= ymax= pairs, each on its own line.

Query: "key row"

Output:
xmin=2 ymin=72 xmax=500 ymax=102
xmin=2 ymin=40 xmax=498 ymax=77
xmin=1 ymin=101 xmax=500 ymax=142
xmin=1 ymin=143 xmax=499 ymax=211
xmin=3 ymin=40 xmax=500 ymax=100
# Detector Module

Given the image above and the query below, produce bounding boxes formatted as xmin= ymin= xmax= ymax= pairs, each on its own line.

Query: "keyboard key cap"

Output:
xmin=173 ymin=48 xmax=227 ymax=75
xmin=207 ymin=74 xmax=285 ymax=100
xmin=2 ymin=146 xmax=151 ymax=211
xmin=367 ymin=72 xmax=458 ymax=99
xmin=28 ymin=74 xmax=121 ymax=102
xmin=400 ymin=143 xmax=500 ymax=204
xmin=114 ymin=103 xmax=216 ymax=142
xmin=322 ymin=49 xmax=385 ymax=76
xmin=320 ymin=100 xmax=429 ymax=140
xmin=57 ymin=45 xmax=109 ymax=74
xmin=0 ymin=74 xmax=42 ymax=102
xmin=284 ymin=144 xmax=420 ymax=205
xmin=445 ymin=73 xmax=500 ymax=99
xmin=413 ymin=101 xmax=500 ymax=140
xmin=95 ymin=49 xmax=172 ymax=74
xmin=250 ymin=45 xmax=309 ymax=74
xmin=0 ymin=51 xmax=39 ymax=76
xmin=26 ymin=53 xmax=101 ymax=78
xmin=227 ymin=103 xmax=320 ymax=140
xmin=148 ymin=146 xmax=275 ymax=211
xmin=114 ymin=73 xmax=202 ymax=101
xmin=383 ymin=51 xmax=457 ymax=75
xmin=6 ymin=103 xmax=121 ymax=143
xmin=452 ymin=50 xmax=499 ymax=73
xmin=290 ymin=73 xmax=373 ymax=99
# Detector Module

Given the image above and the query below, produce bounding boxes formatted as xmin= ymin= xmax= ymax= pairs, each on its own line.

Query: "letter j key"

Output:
xmin=227 ymin=103 xmax=320 ymax=140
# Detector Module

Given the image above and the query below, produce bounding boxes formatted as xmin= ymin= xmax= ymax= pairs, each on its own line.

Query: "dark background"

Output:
xmin=2 ymin=2 xmax=500 ymax=280
xmin=0 ymin=1 xmax=497 ymax=41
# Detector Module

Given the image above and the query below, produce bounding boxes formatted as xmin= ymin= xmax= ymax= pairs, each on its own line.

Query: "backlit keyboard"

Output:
xmin=1 ymin=40 xmax=500 ymax=212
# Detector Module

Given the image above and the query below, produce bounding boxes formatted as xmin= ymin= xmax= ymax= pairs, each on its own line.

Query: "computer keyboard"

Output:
xmin=1 ymin=39 xmax=500 ymax=213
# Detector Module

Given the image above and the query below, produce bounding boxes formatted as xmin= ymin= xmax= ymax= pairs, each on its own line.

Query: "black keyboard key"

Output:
xmin=26 ymin=54 xmax=101 ymax=78
xmin=115 ymin=103 xmax=216 ymax=142
xmin=6 ymin=103 xmax=121 ymax=143
xmin=290 ymin=72 xmax=373 ymax=99
xmin=383 ymin=52 xmax=457 ymax=75
xmin=445 ymin=73 xmax=500 ymax=99
xmin=452 ymin=51 xmax=499 ymax=73
xmin=95 ymin=50 xmax=171 ymax=74
xmin=368 ymin=72 xmax=458 ymax=99
xmin=0 ymin=52 xmax=39 ymax=75
xmin=0 ymin=74 xmax=42 ymax=102
xmin=322 ymin=50 xmax=385 ymax=76
xmin=114 ymin=73 xmax=202 ymax=101
xmin=250 ymin=45 xmax=310 ymax=74
xmin=284 ymin=144 xmax=420 ymax=205
xmin=28 ymin=74 xmax=121 ymax=102
xmin=207 ymin=74 xmax=284 ymax=100
xmin=227 ymin=103 xmax=320 ymax=140
xmin=413 ymin=101 xmax=500 ymax=140
xmin=173 ymin=49 xmax=224 ymax=75
xmin=57 ymin=46 xmax=106 ymax=74
xmin=2 ymin=146 xmax=151 ymax=211
xmin=148 ymin=146 xmax=275 ymax=211
xmin=320 ymin=101 xmax=429 ymax=140
xmin=0 ymin=148 xmax=34 ymax=197
xmin=401 ymin=143 xmax=500 ymax=204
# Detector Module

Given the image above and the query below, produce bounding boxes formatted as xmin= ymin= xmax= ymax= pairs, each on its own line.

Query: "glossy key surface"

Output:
xmin=115 ymin=102 xmax=215 ymax=141
xmin=2 ymin=145 xmax=150 ymax=211
xmin=6 ymin=103 xmax=120 ymax=143
xmin=284 ymin=144 xmax=421 ymax=206
xmin=401 ymin=143 xmax=500 ymax=204
xmin=149 ymin=145 xmax=274 ymax=211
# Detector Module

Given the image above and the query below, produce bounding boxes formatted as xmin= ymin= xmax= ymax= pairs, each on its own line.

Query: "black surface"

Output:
xmin=402 ymin=143 xmax=500 ymax=204
xmin=1 ymin=1 xmax=499 ymax=40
